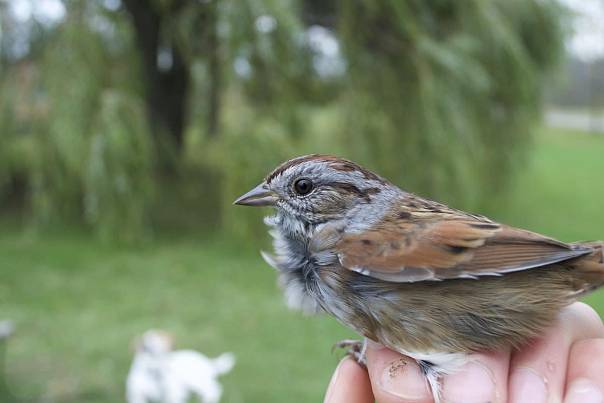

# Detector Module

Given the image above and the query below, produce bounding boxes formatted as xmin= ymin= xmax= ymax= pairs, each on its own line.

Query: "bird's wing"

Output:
xmin=336 ymin=202 xmax=592 ymax=282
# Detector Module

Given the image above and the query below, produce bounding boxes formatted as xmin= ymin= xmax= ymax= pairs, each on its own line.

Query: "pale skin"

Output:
xmin=324 ymin=302 xmax=604 ymax=403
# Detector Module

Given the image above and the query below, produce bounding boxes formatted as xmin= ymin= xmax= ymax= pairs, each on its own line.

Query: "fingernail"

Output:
xmin=565 ymin=378 xmax=604 ymax=403
xmin=442 ymin=361 xmax=495 ymax=403
xmin=324 ymin=358 xmax=345 ymax=403
xmin=509 ymin=367 xmax=547 ymax=403
xmin=379 ymin=358 xmax=431 ymax=400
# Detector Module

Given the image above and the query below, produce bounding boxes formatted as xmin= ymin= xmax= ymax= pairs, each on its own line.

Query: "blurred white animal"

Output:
xmin=126 ymin=330 xmax=235 ymax=403
xmin=0 ymin=320 xmax=14 ymax=340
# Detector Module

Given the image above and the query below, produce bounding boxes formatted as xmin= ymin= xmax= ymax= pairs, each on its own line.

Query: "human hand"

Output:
xmin=324 ymin=302 xmax=604 ymax=403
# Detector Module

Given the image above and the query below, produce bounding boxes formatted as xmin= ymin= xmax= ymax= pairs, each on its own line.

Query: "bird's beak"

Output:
xmin=233 ymin=183 xmax=278 ymax=207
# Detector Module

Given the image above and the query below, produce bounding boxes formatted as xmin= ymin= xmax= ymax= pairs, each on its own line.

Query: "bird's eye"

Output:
xmin=293 ymin=178 xmax=313 ymax=196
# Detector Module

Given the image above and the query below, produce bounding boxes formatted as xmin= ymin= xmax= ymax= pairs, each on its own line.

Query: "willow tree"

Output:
xmin=0 ymin=0 xmax=565 ymax=241
xmin=222 ymin=0 xmax=565 ymax=238
xmin=336 ymin=0 xmax=564 ymax=206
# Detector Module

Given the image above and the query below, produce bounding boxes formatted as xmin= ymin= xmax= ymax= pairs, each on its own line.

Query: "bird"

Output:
xmin=234 ymin=154 xmax=604 ymax=402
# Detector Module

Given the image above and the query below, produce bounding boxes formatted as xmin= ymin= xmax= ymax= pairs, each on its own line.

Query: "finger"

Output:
xmin=508 ymin=302 xmax=604 ymax=403
xmin=441 ymin=349 xmax=510 ymax=403
xmin=564 ymin=338 xmax=604 ymax=403
xmin=324 ymin=357 xmax=374 ymax=403
xmin=365 ymin=342 xmax=433 ymax=403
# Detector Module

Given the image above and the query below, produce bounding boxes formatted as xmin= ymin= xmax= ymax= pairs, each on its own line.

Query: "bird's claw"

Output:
xmin=331 ymin=339 xmax=368 ymax=368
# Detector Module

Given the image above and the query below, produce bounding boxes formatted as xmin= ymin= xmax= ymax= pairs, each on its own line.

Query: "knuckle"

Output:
xmin=568 ymin=338 xmax=604 ymax=378
xmin=572 ymin=338 xmax=604 ymax=357
xmin=564 ymin=302 xmax=604 ymax=337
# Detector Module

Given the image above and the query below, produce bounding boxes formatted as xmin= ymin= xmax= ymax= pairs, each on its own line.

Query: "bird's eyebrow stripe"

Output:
xmin=265 ymin=154 xmax=340 ymax=183
xmin=265 ymin=154 xmax=386 ymax=184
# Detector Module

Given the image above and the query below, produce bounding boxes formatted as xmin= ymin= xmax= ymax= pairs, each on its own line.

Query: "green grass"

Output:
xmin=0 ymin=235 xmax=354 ymax=402
xmin=485 ymin=127 xmax=604 ymax=242
xmin=1 ymin=127 xmax=604 ymax=403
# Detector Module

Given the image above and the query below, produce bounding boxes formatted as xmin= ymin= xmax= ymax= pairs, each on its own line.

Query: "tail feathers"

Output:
xmin=212 ymin=352 xmax=236 ymax=375
xmin=571 ymin=241 xmax=604 ymax=295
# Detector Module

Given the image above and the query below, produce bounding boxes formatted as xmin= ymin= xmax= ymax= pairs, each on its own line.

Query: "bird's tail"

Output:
xmin=212 ymin=352 xmax=236 ymax=376
xmin=571 ymin=241 xmax=604 ymax=295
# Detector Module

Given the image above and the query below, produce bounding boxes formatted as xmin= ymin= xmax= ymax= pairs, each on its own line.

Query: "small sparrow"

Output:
xmin=234 ymin=154 xmax=604 ymax=401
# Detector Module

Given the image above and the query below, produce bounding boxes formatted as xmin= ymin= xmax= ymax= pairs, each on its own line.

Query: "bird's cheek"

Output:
xmin=314 ymin=195 xmax=349 ymax=216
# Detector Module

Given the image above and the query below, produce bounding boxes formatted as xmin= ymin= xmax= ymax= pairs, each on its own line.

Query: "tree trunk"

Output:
xmin=206 ymin=0 xmax=221 ymax=138
xmin=122 ymin=0 xmax=190 ymax=159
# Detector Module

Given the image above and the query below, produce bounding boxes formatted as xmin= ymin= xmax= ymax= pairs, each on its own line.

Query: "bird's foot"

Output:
xmin=331 ymin=338 xmax=368 ymax=368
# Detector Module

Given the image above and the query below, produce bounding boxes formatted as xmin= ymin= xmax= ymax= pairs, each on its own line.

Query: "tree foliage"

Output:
xmin=0 ymin=0 xmax=565 ymax=242
xmin=338 ymin=0 xmax=564 ymax=204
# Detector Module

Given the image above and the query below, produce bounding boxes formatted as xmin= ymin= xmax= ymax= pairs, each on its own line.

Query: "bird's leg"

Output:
xmin=359 ymin=337 xmax=368 ymax=362
xmin=331 ymin=338 xmax=368 ymax=368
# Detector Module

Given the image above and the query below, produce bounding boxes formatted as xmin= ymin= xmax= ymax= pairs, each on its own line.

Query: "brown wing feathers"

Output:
xmin=456 ymin=227 xmax=591 ymax=275
xmin=336 ymin=203 xmax=594 ymax=282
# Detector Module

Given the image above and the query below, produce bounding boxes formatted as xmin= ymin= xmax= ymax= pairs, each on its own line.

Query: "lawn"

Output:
xmin=0 ymin=236 xmax=354 ymax=403
xmin=1 ymin=127 xmax=603 ymax=403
